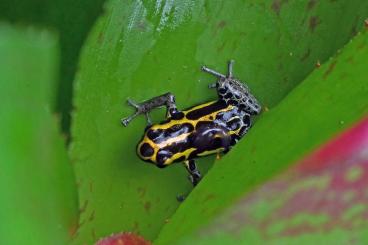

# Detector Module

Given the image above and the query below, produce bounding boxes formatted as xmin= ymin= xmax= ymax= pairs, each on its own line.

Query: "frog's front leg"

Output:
xmin=183 ymin=159 xmax=202 ymax=186
xmin=121 ymin=92 xmax=180 ymax=126
xmin=176 ymin=160 xmax=201 ymax=202
xmin=202 ymin=60 xmax=234 ymax=89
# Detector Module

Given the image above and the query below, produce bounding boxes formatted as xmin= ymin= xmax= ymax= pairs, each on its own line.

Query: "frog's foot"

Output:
xmin=176 ymin=194 xmax=187 ymax=202
xmin=188 ymin=171 xmax=201 ymax=186
xmin=183 ymin=160 xmax=202 ymax=186
xmin=121 ymin=98 xmax=145 ymax=126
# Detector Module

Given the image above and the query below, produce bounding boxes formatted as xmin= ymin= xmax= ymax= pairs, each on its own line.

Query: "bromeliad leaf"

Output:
xmin=174 ymin=117 xmax=368 ymax=244
xmin=70 ymin=0 xmax=368 ymax=243
xmin=156 ymin=29 xmax=368 ymax=244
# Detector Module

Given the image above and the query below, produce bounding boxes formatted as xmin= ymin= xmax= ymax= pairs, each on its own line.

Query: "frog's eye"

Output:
xmin=139 ymin=142 xmax=154 ymax=158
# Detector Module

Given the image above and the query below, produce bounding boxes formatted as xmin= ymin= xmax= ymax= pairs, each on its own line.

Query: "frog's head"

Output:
xmin=217 ymin=77 xmax=261 ymax=115
xmin=202 ymin=60 xmax=261 ymax=115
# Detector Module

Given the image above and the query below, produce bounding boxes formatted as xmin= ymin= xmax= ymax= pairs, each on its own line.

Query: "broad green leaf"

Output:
xmin=174 ymin=117 xmax=368 ymax=245
xmin=0 ymin=25 xmax=78 ymax=244
xmin=156 ymin=30 xmax=368 ymax=244
xmin=70 ymin=0 xmax=368 ymax=243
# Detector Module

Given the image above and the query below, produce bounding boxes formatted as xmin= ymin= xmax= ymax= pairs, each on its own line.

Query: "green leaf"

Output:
xmin=0 ymin=24 xmax=78 ymax=244
xmin=0 ymin=0 xmax=106 ymax=134
xmin=173 ymin=117 xmax=368 ymax=245
xmin=70 ymin=0 xmax=368 ymax=243
xmin=156 ymin=29 xmax=368 ymax=244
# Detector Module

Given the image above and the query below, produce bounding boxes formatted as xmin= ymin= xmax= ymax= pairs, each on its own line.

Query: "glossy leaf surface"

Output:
xmin=70 ymin=0 xmax=368 ymax=243
xmin=157 ymin=29 xmax=368 ymax=244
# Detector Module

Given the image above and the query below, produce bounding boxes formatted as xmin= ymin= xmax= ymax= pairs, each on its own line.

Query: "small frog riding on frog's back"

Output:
xmin=121 ymin=60 xmax=261 ymax=187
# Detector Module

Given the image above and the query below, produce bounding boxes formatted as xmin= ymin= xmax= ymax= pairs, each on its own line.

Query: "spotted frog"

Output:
xmin=121 ymin=60 xmax=261 ymax=186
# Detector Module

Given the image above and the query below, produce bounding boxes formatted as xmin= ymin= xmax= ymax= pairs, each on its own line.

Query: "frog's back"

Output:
xmin=137 ymin=100 xmax=248 ymax=167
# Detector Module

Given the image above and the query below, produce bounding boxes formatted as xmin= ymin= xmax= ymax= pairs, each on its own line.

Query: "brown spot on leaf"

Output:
xmin=346 ymin=56 xmax=354 ymax=64
xmin=144 ymin=201 xmax=151 ymax=212
xmin=205 ymin=194 xmax=216 ymax=201
xmin=137 ymin=187 xmax=146 ymax=198
xmin=217 ymin=20 xmax=226 ymax=29
xmin=357 ymin=41 xmax=366 ymax=50
xmin=213 ymin=20 xmax=227 ymax=36
xmin=88 ymin=210 xmax=95 ymax=222
xmin=98 ymin=32 xmax=104 ymax=44
xmin=217 ymin=42 xmax=226 ymax=53
xmin=271 ymin=0 xmax=288 ymax=15
xmin=76 ymin=179 xmax=82 ymax=189
xmin=251 ymin=146 xmax=257 ymax=153
xmin=68 ymin=222 xmax=79 ymax=238
xmin=91 ymin=228 xmax=96 ymax=241
xmin=79 ymin=200 xmax=89 ymax=214
xmin=132 ymin=222 xmax=140 ymax=232
xmin=278 ymin=62 xmax=284 ymax=71
xmin=307 ymin=0 xmax=317 ymax=10
xmin=300 ymin=48 xmax=311 ymax=62
xmin=365 ymin=19 xmax=368 ymax=29
xmin=315 ymin=60 xmax=321 ymax=68
xmin=323 ymin=61 xmax=337 ymax=79
xmin=309 ymin=16 xmax=321 ymax=32
xmin=351 ymin=25 xmax=357 ymax=36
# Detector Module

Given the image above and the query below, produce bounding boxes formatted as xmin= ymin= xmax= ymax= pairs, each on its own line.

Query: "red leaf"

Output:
xmin=96 ymin=232 xmax=151 ymax=245
xmin=200 ymin=117 xmax=368 ymax=242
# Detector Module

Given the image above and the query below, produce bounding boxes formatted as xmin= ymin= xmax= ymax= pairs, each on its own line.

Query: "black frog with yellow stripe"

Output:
xmin=121 ymin=60 xmax=261 ymax=186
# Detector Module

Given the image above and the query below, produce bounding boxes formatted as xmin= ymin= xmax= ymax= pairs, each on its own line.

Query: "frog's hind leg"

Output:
xmin=183 ymin=159 xmax=202 ymax=186
xmin=121 ymin=92 xmax=180 ymax=126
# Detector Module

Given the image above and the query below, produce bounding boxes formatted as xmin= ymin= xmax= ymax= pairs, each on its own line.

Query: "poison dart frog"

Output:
xmin=121 ymin=60 xmax=261 ymax=186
